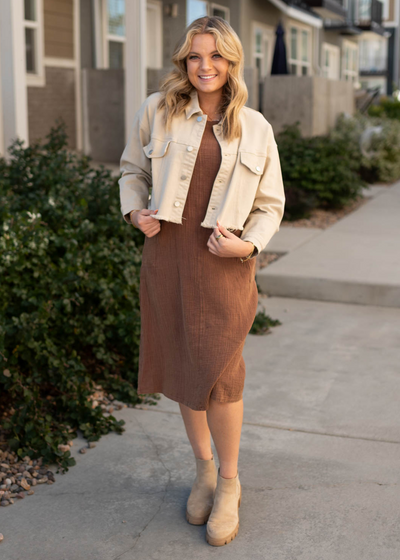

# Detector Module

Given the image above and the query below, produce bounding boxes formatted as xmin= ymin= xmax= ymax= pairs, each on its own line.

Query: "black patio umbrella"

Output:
xmin=271 ymin=21 xmax=288 ymax=75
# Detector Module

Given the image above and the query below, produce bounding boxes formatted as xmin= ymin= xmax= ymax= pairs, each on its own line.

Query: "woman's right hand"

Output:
xmin=131 ymin=209 xmax=161 ymax=237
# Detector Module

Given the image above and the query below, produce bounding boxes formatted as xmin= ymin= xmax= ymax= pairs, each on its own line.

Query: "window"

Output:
xmin=251 ymin=22 xmax=274 ymax=80
xmin=381 ymin=0 xmax=389 ymax=20
xmin=342 ymin=40 xmax=358 ymax=83
xmin=187 ymin=0 xmax=208 ymax=25
xmin=288 ymin=24 xmax=311 ymax=76
xmin=342 ymin=40 xmax=358 ymax=82
xmin=210 ymin=3 xmax=229 ymax=21
xmin=104 ymin=0 xmax=126 ymax=69
xmin=322 ymin=43 xmax=340 ymax=80
xmin=359 ymin=37 xmax=387 ymax=72
xmin=102 ymin=0 xmax=163 ymax=69
xmin=147 ymin=1 xmax=163 ymax=69
xmin=186 ymin=1 xmax=230 ymax=26
xmin=24 ymin=0 xmax=44 ymax=86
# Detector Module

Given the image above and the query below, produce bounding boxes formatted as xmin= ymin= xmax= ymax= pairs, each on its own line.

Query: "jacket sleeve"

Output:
xmin=240 ymin=122 xmax=285 ymax=257
xmin=119 ymin=99 xmax=152 ymax=224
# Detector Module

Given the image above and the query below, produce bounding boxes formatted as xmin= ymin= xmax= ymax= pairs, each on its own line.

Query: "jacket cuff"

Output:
xmin=240 ymin=237 xmax=261 ymax=259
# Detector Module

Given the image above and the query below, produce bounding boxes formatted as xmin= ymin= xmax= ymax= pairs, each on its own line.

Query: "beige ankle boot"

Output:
xmin=205 ymin=467 xmax=241 ymax=547
xmin=186 ymin=455 xmax=218 ymax=525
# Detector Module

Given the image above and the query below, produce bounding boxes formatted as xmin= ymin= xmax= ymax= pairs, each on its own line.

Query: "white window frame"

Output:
xmin=24 ymin=0 xmax=45 ymax=87
xmin=381 ymin=0 xmax=389 ymax=20
xmin=342 ymin=39 xmax=359 ymax=83
xmin=322 ymin=42 xmax=340 ymax=80
xmin=288 ymin=22 xmax=312 ymax=76
xmin=186 ymin=1 xmax=230 ymax=26
xmin=251 ymin=21 xmax=274 ymax=80
xmin=102 ymin=0 xmax=126 ymax=69
xmin=210 ymin=3 xmax=230 ymax=21
xmin=100 ymin=0 xmax=163 ymax=69
xmin=147 ymin=0 xmax=163 ymax=69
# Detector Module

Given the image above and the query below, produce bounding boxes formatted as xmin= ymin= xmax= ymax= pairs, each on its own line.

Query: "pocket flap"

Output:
xmin=240 ymin=152 xmax=266 ymax=175
xmin=143 ymin=138 xmax=171 ymax=158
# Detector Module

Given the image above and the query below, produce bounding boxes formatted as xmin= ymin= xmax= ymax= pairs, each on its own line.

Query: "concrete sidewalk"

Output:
xmin=1 ymin=297 xmax=399 ymax=559
xmin=257 ymin=181 xmax=400 ymax=307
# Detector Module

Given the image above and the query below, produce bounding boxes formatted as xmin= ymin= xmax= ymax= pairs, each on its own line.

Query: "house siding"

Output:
xmin=44 ymin=0 xmax=74 ymax=59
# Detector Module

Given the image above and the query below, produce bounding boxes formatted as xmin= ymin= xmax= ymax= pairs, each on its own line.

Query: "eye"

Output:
xmin=188 ymin=55 xmax=198 ymax=60
xmin=213 ymin=54 xmax=222 ymax=58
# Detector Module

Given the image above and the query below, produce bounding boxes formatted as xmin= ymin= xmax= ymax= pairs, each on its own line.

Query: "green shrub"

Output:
xmin=276 ymin=121 xmax=365 ymax=220
xmin=249 ymin=310 xmax=281 ymax=335
xmin=0 ymin=122 xmax=150 ymax=472
xmin=368 ymin=99 xmax=400 ymax=120
xmin=333 ymin=112 xmax=400 ymax=183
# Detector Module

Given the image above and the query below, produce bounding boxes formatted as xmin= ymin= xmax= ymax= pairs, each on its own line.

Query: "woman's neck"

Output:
xmin=196 ymin=88 xmax=223 ymax=121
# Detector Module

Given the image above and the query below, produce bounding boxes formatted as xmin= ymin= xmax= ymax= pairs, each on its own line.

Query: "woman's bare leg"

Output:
xmin=206 ymin=399 xmax=243 ymax=479
xmin=179 ymin=403 xmax=213 ymax=460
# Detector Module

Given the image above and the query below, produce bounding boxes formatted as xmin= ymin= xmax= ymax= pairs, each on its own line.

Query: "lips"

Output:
xmin=199 ymin=75 xmax=217 ymax=81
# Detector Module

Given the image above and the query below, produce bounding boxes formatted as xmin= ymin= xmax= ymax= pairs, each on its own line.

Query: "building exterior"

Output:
xmin=0 ymin=0 xmax=399 ymax=162
xmin=310 ymin=0 xmax=399 ymax=94
xmin=0 ymin=0 xmax=81 ymax=156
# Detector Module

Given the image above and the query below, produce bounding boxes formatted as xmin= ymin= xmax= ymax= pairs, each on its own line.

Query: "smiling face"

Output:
xmin=186 ymin=33 xmax=229 ymax=96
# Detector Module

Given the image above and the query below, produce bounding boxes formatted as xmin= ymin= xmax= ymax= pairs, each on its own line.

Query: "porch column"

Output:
xmin=0 ymin=0 xmax=28 ymax=158
xmin=124 ymin=0 xmax=147 ymax=143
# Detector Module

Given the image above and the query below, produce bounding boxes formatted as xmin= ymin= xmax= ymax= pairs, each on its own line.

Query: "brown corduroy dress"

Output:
xmin=137 ymin=119 xmax=259 ymax=411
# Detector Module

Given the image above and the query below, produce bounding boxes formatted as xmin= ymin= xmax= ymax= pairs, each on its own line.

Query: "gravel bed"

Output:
xmin=255 ymin=252 xmax=281 ymax=272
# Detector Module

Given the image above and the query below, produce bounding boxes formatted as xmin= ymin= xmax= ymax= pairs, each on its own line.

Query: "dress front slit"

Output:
xmin=137 ymin=119 xmax=259 ymax=411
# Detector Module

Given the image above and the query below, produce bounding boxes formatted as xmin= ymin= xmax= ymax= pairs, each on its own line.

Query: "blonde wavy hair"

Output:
xmin=157 ymin=16 xmax=248 ymax=143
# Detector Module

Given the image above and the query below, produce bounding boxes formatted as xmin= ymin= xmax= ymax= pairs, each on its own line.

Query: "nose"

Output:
xmin=199 ymin=57 xmax=213 ymax=72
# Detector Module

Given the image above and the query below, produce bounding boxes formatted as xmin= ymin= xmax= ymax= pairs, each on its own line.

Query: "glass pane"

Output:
xmin=301 ymin=65 xmax=308 ymax=76
xmin=25 ymin=28 xmax=36 ymax=72
xmin=256 ymin=57 xmax=262 ymax=77
xmin=290 ymin=63 xmax=297 ymax=75
xmin=108 ymin=0 xmax=125 ymax=37
xmin=255 ymin=30 xmax=262 ymax=53
xmin=212 ymin=8 xmax=227 ymax=20
xmin=109 ymin=41 xmax=123 ymax=69
xmin=24 ymin=0 xmax=36 ymax=21
xmin=187 ymin=0 xmax=208 ymax=26
xmin=291 ymin=28 xmax=297 ymax=60
xmin=325 ymin=50 xmax=329 ymax=66
xmin=301 ymin=30 xmax=308 ymax=62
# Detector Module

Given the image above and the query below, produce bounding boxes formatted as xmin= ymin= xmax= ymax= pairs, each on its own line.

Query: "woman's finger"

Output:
xmin=208 ymin=233 xmax=220 ymax=252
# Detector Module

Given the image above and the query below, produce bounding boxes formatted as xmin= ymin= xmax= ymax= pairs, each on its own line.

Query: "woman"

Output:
xmin=119 ymin=16 xmax=285 ymax=547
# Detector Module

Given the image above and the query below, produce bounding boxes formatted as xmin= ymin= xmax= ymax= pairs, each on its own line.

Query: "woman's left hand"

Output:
xmin=207 ymin=220 xmax=254 ymax=258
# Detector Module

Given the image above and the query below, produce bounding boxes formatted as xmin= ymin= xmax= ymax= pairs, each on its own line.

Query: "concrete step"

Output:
xmin=257 ymin=181 xmax=400 ymax=308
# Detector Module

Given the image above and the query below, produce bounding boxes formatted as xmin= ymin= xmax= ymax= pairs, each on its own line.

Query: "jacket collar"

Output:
xmin=185 ymin=89 xmax=203 ymax=120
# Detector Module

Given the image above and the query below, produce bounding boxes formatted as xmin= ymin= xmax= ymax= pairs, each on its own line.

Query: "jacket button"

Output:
xmin=256 ymin=166 xmax=261 ymax=172
xmin=186 ymin=146 xmax=193 ymax=152
xmin=181 ymin=175 xmax=187 ymax=180
xmin=149 ymin=149 xmax=153 ymax=154
xmin=174 ymin=201 xmax=180 ymax=207
xmin=197 ymin=116 xmax=202 ymax=122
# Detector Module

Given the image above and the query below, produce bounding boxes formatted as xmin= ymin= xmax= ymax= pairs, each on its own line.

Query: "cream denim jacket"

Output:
xmin=119 ymin=89 xmax=285 ymax=256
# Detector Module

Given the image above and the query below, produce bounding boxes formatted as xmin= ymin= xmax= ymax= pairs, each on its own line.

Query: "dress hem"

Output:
xmin=137 ymin=389 xmax=243 ymax=411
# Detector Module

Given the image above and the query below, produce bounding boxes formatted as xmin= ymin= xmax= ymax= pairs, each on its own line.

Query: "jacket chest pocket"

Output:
xmin=143 ymin=138 xmax=172 ymax=186
xmin=143 ymin=138 xmax=172 ymax=159
xmin=239 ymin=152 xmax=266 ymax=176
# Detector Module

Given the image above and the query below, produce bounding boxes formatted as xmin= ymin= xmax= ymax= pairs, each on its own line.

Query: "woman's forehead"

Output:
xmin=190 ymin=33 xmax=217 ymax=52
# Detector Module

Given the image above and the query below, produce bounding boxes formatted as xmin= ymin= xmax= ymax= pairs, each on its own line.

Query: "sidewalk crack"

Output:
xmin=112 ymin=415 xmax=172 ymax=560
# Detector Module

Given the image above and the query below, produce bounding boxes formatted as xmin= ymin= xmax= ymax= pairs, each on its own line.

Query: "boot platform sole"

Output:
xmin=205 ymin=485 xmax=242 ymax=547
xmin=186 ymin=510 xmax=211 ymax=525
